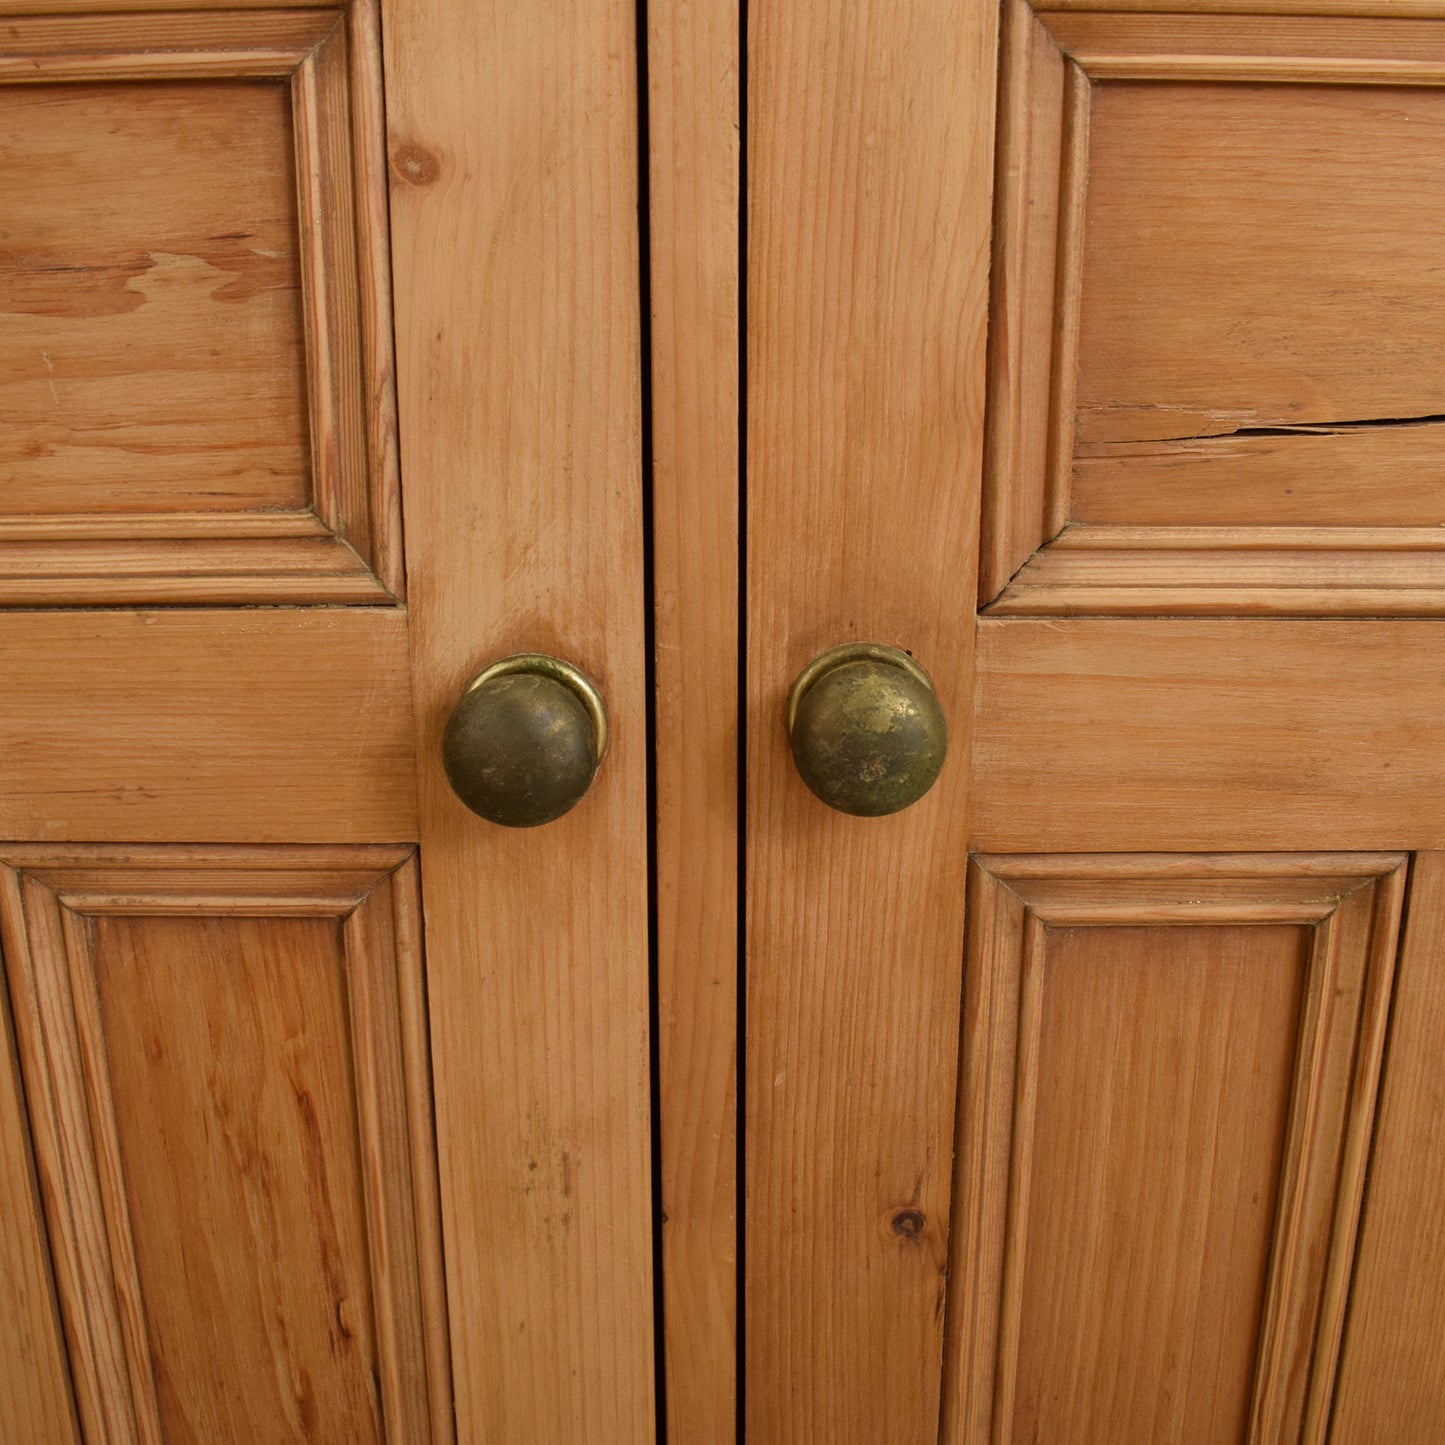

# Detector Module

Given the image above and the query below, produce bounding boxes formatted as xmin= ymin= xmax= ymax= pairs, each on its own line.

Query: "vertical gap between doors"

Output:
xmin=633 ymin=0 xmax=667 ymax=1435
xmin=736 ymin=0 xmax=749 ymax=1438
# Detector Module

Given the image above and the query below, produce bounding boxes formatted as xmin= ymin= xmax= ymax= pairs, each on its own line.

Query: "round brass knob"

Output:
xmin=442 ymin=654 xmax=608 ymax=827
xmin=786 ymin=643 xmax=947 ymax=817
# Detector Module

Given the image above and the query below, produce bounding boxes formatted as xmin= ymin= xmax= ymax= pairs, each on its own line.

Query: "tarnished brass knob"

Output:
xmin=442 ymin=654 xmax=608 ymax=827
xmin=786 ymin=643 xmax=947 ymax=817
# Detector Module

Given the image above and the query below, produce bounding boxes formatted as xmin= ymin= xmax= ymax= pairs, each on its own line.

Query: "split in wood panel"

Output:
xmin=0 ymin=847 xmax=452 ymax=1445
xmin=942 ymin=852 xmax=1405 ymax=1445
xmin=981 ymin=5 xmax=1445 ymax=615
xmin=0 ymin=6 xmax=401 ymax=604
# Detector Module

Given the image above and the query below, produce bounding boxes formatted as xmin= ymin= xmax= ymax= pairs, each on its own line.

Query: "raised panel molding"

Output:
xmin=0 ymin=847 xmax=451 ymax=1445
xmin=981 ymin=3 xmax=1445 ymax=615
xmin=0 ymin=5 xmax=401 ymax=604
xmin=940 ymin=853 xmax=1406 ymax=1445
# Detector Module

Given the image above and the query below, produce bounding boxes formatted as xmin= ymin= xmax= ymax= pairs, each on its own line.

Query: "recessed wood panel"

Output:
xmin=1018 ymin=923 xmax=1305 ymax=1445
xmin=981 ymin=7 xmax=1445 ymax=615
xmin=0 ymin=849 xmax=452 ymax=1445
xmin=0 ymin=79 xmax=308 ymax=515
xmin=96 ymin=914 xmax=382 ymax=1444
xmin=1075 ymin=80 xmax=1445 ymax=449
xmin=941 ymin=855 xmax=1405 ymax=1445
xmin=0 ymin=8 xmax=402 ymax=604
xmin=1331 ymin=850 xmax=1445 ymax=1442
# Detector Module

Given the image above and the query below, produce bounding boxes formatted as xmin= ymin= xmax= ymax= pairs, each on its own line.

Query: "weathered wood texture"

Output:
xmin=382 ymin=1 xmax=656 ymax=1438
xmin=0 ymin=849 xmax=451 ymax=1445
xmin=0 ymin=609 xmax=415 ymax=844
xmin=943 ymin=855 xmax=1404 ymax=1445
xmin=973 ymin=619 xmax=1445 ymax=852
xmin=1332 ymin=851 xmax=1445 ymax=1441
xmin=746 ymin=0 xmax=997 ymax=1436
xmin=646 ymin=1 xmax=740 ymax=1440
xmin=0 ymin=7 xmax=401 ymax=603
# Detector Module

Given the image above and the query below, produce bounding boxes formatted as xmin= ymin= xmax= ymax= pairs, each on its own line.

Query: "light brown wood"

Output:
xmin=988 ymin=524 xmax=1445 ymax=616
xmin=942 ymin=855 xmax=1404 ymax=1445
xmin=0 ymin=8 xmax=401 ymax=605
xmin=0 ymin=848 xmax=450 ymax=1445
xmin=746 ymin=0 xmax=997 ymax=1436
xmin=973 ymin=619 xmax=1445 ymax=852
xmin=0 ymin=609 xmax=415 ymax=844
xmin=382 ymin=0 xmax=656 ymax=1438
xmin=0 ymin=79 xmax=308 ymax=513
xmin=1073 ymin=423 xmax=1445 ymax=529
xmin=1074 ymin=72 xmax=1445 ymax=439
xmin=980 ymin=10 xmax=1445 ymax=616
xmin=646 ymin=2 xmax=740 ymax=1440
xmin=0 ymin=977 xmax=78 ymax=1444
xmin=1331 ymin=850 xmax=1445 ymax=1441
xmin=1040 ymin=0 xmax=1445 ymax=13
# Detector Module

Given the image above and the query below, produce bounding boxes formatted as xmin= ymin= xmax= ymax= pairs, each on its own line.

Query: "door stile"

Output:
xmin=381 ymin=2 xmax=656 ymax=1439
xmin=745 ymin=0 xmax=1001 ymax=1436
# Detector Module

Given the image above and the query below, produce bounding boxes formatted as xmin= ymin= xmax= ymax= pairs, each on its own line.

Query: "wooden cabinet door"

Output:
xmin=0 ymin=2 xmax=655 ymax=1442
xmin=735 ymin=1 xmax=1445 ymax=1442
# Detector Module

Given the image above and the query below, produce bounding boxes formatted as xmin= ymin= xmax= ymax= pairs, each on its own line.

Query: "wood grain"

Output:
xmin=988 ymin=523 xmax=1445 ymax=616
xmin=979 ymin=0 xmax=1069 ymax=600
xmin=0 ymin=969 xmax=78 ymax=1444
xmin=1072 ymin=424 xmax=1445 ymax=530
xmin=1075 ymin=76 xmax=1445 ymax=443
xmin=0 ymin=80 xmax=309 ymax=515
xmin=382 ymin=0 xmax=656 ymax=1437
xmin=942 ymin=855 xmax=1405 ymax=1445
xmin=1039 ymin=0 xmax=1445 ymax=13
xmin=0 ymin=609 xmax=416 ymax=844
xmin=0 ymin=849 xmax=450 ymax=1445
xmin=646 ymin=1 xmax=740 ymax=1440
xmin=981 ymin=12 xmax=1445 ymax=613
xmin=0 ymin=9 xmax=401 ymax=605
xmin=973 ymin=619 xmax=1445 ymax=852
xmin=1331 ymin=851 xmax=1445 ymax=1441
xmin=746 ymin=0 xmax=997 ymax=1436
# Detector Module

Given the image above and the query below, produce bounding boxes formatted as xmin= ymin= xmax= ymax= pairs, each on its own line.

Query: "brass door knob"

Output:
xmin=442 ymin=654 xmax=608 ymax=827
xmin=786 ymin=643 xmax=947 ymax=816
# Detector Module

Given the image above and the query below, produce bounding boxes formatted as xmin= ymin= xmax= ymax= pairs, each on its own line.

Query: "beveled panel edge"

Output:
xmin=939 ymin=852 xmax=1408 ymax=1445
xmin=986 ymin=523 xmax=1445 ymax=617
xmin=0 ymin=4 xmax=403 ymax=606
xmin=1037 ymin=1 xmax=1445 ymax=15
xmin=0 ymin=846 xmax=453 ymax=1445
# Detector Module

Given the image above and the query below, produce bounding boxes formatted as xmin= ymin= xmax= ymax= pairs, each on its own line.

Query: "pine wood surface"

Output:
xmin=746 ymin=0 xmax=997 ymax=1436
xmin=0 ymin=985 xmax=77 ymax=1443
xmin=646 ymin=1 xmax=740 ymax=1439
xmin=942 ymin=855 xmax=1405 ymax=1445
xmin=0 ymin=80 xmax=308 ymax=515
xmin=0 ymin=849 xmax=450 ymax=1445
xmin=0 ymin=8 xmax=402 ymax=606
xmin=973 ymin=619 xmax=1445 ymax=852
xmin=0 ymin=609 xmax=415 ymax=844
xmin=382 ymin=0 xmax=656 ymax=1437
